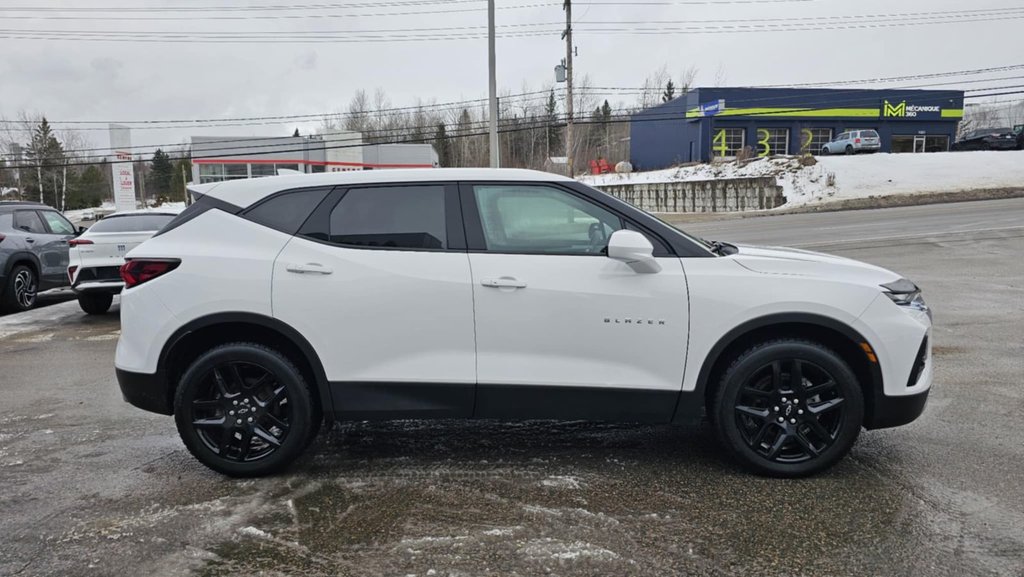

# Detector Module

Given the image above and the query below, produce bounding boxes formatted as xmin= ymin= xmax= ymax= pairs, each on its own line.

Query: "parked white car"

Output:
xmin=68 ymin=210 xmax=179 ymax=314
xmin=114 ymin=169 xmax=932 ymax=478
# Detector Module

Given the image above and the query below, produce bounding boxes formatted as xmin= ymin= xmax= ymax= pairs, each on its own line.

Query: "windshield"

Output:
xmin=88 ymin=213 xmax=176 ymax=233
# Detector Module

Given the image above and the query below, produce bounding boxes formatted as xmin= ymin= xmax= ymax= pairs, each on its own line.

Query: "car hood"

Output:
xmin=729 ymin=244 xmax=903 ymax=286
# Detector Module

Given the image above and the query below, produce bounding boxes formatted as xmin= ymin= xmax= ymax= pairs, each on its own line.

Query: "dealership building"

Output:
xmin=630 ymin=87 xmax=965 ymax=170
xmin=191 ymin=130 xmax=439 ymax=184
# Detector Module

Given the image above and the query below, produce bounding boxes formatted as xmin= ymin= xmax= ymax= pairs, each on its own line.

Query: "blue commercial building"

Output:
xmin=630 ymin=87 xmax=965 ymax=170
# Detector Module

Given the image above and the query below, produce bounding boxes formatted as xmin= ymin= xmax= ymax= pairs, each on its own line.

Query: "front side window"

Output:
xmin=40 ymin=211 xmax=76 ymax=235
xmin=329 ymin=185 xmax=446 ymax=250
xmin=13 ymin=210 xmax=46 ymax=234
xmin=473 ymin=185 xmax=622 ymax=255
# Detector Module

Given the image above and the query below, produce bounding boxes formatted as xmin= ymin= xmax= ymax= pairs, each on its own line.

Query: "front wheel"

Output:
xmin=174 ymin=342 xmax=316 ymax=477
xmin=712 ymin=339 xmax=864 ymax=477
xmin=78 ymin=293 xmax=113 ymax=315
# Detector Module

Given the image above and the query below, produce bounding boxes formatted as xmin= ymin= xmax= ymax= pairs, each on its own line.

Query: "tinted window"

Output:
xmin=13 ymin=210 xmax=46 ymax=234
xmin=861 ymin=130 xmax=879 ymax=138
xmin=473 ymin=185 xmax=622 ymax=254
xmin=87 ymin=214 xmax=176 ymax=233
xmin=40 ymin=210 xmax=76 ymax=235
xmin=244 ymin=188 xmax=328 ymax=235
xmin=329 ymin=185 xmax=446 ymax=249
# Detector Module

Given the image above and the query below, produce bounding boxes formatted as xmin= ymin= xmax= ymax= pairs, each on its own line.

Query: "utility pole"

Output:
xmin=562 ymin=0 xmax=574 ymax=176
xmin=487 ymin=0 xmax=499 ymax=168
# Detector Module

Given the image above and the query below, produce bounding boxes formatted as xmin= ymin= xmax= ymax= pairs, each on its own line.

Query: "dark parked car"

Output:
xmin=0 ymin=201 xmax=79 ymax=313
xmin=952 ymin=127 xmax=1020 ymax=151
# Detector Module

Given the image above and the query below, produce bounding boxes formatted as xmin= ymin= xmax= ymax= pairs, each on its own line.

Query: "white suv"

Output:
xmin=115 ymin=169 xmax=932 ymax=478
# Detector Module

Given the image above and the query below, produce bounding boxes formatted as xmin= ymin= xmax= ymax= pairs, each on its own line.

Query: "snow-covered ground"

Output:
xmin=580 ymin=150 xmax=1024 ymax=209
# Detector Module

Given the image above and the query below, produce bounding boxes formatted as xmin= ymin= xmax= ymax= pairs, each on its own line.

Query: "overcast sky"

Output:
xmin=1 ymin=0 xmax=1021 ymax=155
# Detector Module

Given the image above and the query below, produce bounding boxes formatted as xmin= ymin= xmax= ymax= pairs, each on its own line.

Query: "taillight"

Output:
xmin=68 ymin=238 xmax=94 ymax=247
xmin=68 ymin=265 xmax=78 ymax=283
xmin=120 ymin=259 xmax=180 ymax=288
xmin=0 ymin=233 xmax=6 ymax=244
xmin=855 ymin=138 xmax=861 ymax=144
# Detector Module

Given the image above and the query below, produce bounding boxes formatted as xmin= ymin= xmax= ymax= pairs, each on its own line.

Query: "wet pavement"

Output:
xmin=1 ymin=200 xmax=1023 ymax=576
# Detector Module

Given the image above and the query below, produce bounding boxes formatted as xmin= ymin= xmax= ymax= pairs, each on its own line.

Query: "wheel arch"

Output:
xmin=158 ymin=312 xmax=333 ymax=420
xmin=3 ymin=251 xmax=41 ymax=278
xmin=673 ymin=313 xmax=884 ymax=427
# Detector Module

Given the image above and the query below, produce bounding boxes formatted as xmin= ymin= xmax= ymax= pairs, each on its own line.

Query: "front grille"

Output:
xmin=906 ymin=336 xmax=929 ymax=387
xmin=78 ymin=266 xmax=121 ymax=282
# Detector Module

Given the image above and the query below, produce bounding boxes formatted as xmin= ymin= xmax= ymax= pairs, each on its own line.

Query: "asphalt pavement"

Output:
xmin=1 ymin=198 xmax=1023 ymax=576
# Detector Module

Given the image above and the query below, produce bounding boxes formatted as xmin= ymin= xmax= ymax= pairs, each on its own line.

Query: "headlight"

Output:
xmin=881 ymin=278 xmax=931 ymax=320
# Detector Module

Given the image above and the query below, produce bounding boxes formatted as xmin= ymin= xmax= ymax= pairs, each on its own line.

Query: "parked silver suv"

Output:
xmin=0 ymin=201 xmax=79 ymax=313
xmin=821 ymin=130 xmax=881 ymax=155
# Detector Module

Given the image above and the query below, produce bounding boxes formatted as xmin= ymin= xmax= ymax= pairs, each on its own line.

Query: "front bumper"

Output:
xmin=865 ymin=388 xmax=929 ymax=429
xmin=115 ymin=368 xmax=172 ymax=415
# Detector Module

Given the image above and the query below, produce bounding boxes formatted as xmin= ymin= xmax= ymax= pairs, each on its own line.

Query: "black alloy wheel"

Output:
xmin=713 ymin=339 xmax=864 ymax=477
xmin=174 ymin=343 xmax=315 ymax=477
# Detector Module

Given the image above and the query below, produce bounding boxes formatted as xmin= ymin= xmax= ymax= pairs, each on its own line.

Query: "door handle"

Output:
xmin=480 ymin=277 xmax=527 ymax=289
xmin=286 ymin=263 xmax=333 ymax=275
xmin=25 ymin=238 xmax=35 ymax=244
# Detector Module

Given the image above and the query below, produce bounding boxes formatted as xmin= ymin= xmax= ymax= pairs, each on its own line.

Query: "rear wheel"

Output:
xmin=712 ymin=339 xmax=864 ymax=477
xmin=845 ymin=145 xmax=854 ymax=155
xmin=78 ymin=293 xmax=113 ymax=315
xmin=174 ymin=342 xmax=315 ymax=477
xmin=1 ymin=265 xmax=38 ymax=313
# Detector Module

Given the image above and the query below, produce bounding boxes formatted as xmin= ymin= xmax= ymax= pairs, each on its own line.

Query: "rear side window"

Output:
xmin=0 ymin=213 xmax=12 ymax=232
xmin=329 ymin=185 xmax=446 ymax=250
xmin=88 ymin=214 xmax=176 ymax=233
xmin=13 ymin=210 xmax=46 ymax=234
xmin=244 ymin=188 xmax=329 ymax=235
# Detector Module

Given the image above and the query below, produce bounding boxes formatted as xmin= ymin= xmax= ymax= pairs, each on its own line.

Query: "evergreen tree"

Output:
xmin=169 ymin=156 xmax=192 ymax=202
xmin=292 ymin=128 xmax=300 ymax=137
xmin=662 ymin=79 xmax=676 ymax=103
xmin=149 ymin=149 xmax=174 ymax=197
xmin=433 ymin=122 xmax=452 ymax=167
xmin=27 ymin=117 xmax=64 ymax=206
xmin=545 ymin=90 xmax=561 ymax=156
xmin=68 ymin=165 xmax=107 ymax=209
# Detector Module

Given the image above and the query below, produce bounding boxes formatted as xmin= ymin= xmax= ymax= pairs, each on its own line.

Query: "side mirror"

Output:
xmin=607 ymin=230 xmax=661 ymax=274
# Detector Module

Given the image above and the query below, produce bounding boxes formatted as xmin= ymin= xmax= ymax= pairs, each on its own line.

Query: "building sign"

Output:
xmin=698 ymin=99 xmax=726 ymax=116
xmin=881 ymin=100 xmax=943 ymax=120
xmin=109 ymin=124 xmax=136 ymax=212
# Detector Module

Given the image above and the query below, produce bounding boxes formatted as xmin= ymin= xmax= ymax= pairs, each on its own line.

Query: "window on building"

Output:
xmin=800 ymin=128 xmax=833 ymax=154
xmin=472 ymin=185 xmax=623 ymax=255
xmin=756 ymin=128 xmax=789 ymax=157
xmin=197 ymin=163 xmax=249 ymax=183
xmin=275 ymin=163 xmax=300 ymax=173
xmin=250 ymin=164 xmax=277 ymax=178
xmin=711 ymin=128 xmax=745 ymax=158
xmin=329 ymin=185 xmax=447 ymax=250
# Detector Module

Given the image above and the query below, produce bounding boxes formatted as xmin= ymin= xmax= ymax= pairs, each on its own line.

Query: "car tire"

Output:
xmin=820 ymin=146 xmax=829 ymax=155
xmin=712 ymin=339 xmax=864 ymax=477
xmin=845 ymin=145 xmax=854 ymax=155
xmin=174 ymin=342 xmax=316 ymax=477
xmin=1 ymin=264 xmax=38 ymax=314
xmin=78 ymin=293 xmax=113 ymax=315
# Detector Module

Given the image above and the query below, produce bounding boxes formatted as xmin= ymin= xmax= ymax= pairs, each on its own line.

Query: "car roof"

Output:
xmin=189 ymin=168 xmax=575 ymax=209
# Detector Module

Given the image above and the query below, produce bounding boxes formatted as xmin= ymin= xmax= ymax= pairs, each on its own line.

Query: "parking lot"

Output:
xmin=2 ymin=198 xmax=1023 ymax=577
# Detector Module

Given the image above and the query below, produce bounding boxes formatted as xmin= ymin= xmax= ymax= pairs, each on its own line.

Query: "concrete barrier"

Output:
xmin=594 ymin=177 xmax=786 ymax=213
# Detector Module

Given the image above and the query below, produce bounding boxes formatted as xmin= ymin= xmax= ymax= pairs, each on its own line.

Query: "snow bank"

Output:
xmin=579 ymin=150 xmax=1024 ymax=209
